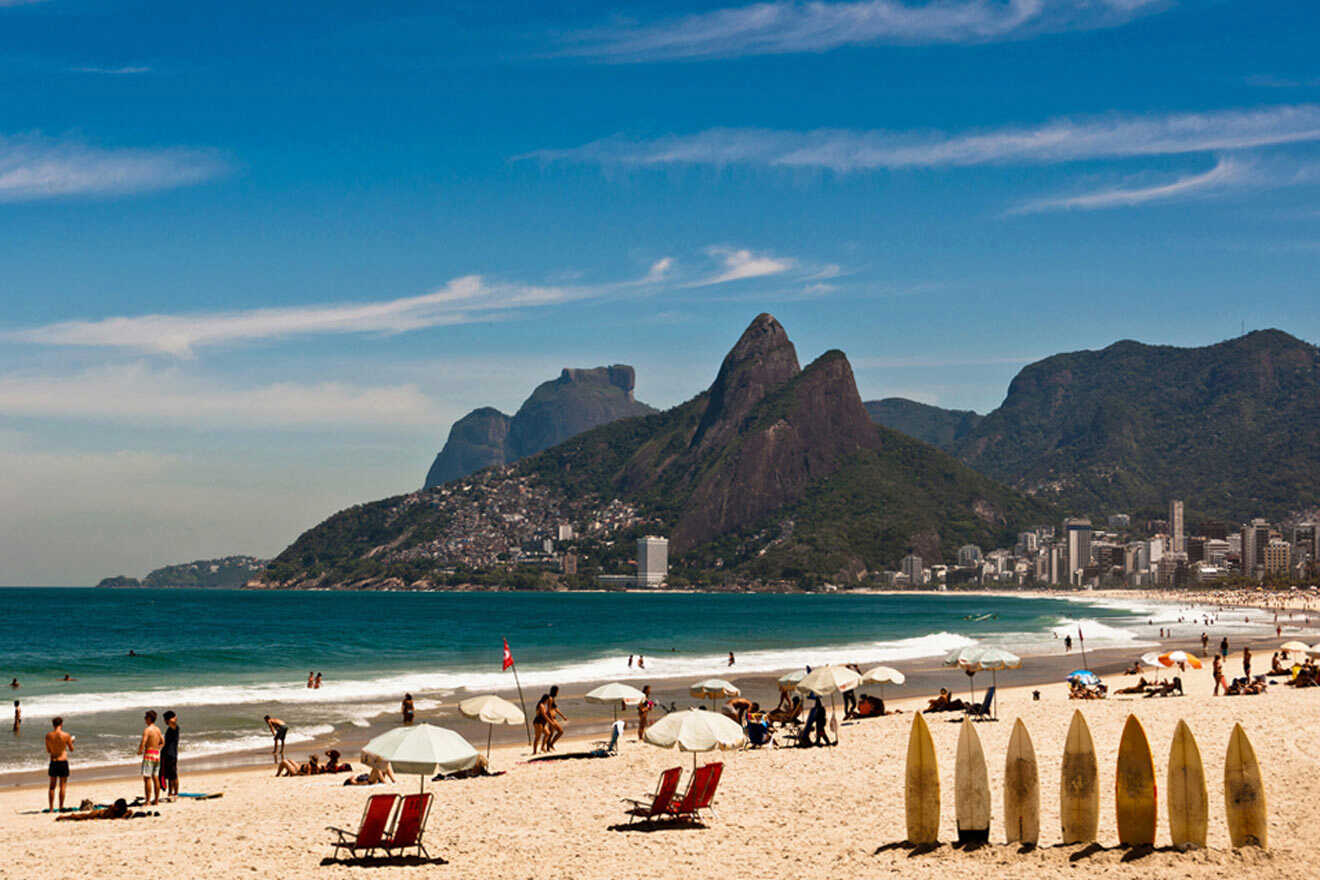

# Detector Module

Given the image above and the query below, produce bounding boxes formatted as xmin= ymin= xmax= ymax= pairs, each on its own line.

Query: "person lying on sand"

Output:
xmin=1116 ymin=677 xmax=1152 ymax=695
xmin=1142 ymin=677 xmax=1184 ymax=697
xmin=322 ymin=750 xmax=352 ymax=773
xmin=925 ymin=688 xmax=967 ymax=712
xmin=848 ymin=694 xmax=897 ymax=718
xmin=55 ymin=798 xmax=155 ymax=821
xmin=276 ymin=754 xmax=321 ymax=776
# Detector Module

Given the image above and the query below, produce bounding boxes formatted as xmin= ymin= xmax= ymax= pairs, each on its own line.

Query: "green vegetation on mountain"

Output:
xmin=864 ymin=398 xmax=982 ymax=450
xmin=869 ymin=330 xmax=1320 ymax=521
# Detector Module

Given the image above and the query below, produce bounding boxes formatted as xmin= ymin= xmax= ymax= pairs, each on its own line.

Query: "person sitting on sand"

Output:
xmin=767 ymin=695 xmax=802 ymax=725
xmin=774 ymin=685 xmax=794 ymax=714
xmin=925 ymin=688 xmax=966 ymax=712
xmin=322 ymin=749 xmax=352 ymax=773
xmin=1271 ymin=653 xmax=1289 ymax=675
xmin=1123 ymin=662 xmax=1142 ymax=675
xmin=343 ymin=753 xmax=395 ymax=785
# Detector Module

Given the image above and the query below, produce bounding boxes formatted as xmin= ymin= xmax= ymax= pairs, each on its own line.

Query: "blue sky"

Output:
xmin=1 ymin=0 xmax=1318 ymax=583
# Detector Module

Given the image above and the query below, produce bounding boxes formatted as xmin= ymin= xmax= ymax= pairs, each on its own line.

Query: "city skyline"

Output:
xmin=2 ymin=1 xmax=1319 ymax=583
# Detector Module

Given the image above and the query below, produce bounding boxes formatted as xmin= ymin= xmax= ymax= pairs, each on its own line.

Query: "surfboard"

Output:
xmin=955 ymin=717 xmax=991 ymax=843
xmin=905 ymin=711 xmax=940 ymax=845
xmin=1003 ymin=718 xmax=1040 ymax=845
xmin=1059 ymin=710 xmax=1099 ymax=844
xmin=1115 ymin=713 xmax=1157 ymax=847
xmin=1166 ymin=719 xmax=1208 ymax=849
xmin=1224 ymin=722 xmax=1268 ymax=849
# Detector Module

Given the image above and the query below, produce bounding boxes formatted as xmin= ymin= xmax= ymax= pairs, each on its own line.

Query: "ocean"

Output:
xmin=0 ymin=587 xmax=1277 ymax=775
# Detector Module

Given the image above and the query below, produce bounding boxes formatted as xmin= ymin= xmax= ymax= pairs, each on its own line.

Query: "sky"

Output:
xmin=1 ymin=0 xmax=1318 ymax=584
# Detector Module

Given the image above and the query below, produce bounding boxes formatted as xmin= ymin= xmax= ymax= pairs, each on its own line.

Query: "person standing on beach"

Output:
xmin=1064 ymin=634 xmax=1072 ymax=653
xmin=1212 ymin=654 xmax=1225 ymax=696
xmin=12 ymin=700 xmax=18 ymax=733
xmin=1243 ymin=646 xmax=1252 ymax=679
xmin=1221 ymin=636 xmax=1229 ymax=660
xmin=159 ymin=711 xmax=180 ymax=802
xmin=138 ymin=710 xmax=163 ymax=806
xmin=401 ymin=693 xmax=415 ymax=724
xmin=264 ymin=715 xmax=288 ymax=760
xmin=532 ymin=693 xmax=549 ymax=754
xmin=45 ymin=717 xmax=73 ymax=811
xmin=637 ymin=685 xmax=653 ymax=741
xmin=1201 ymin=632 xmax=1208 ymax=654
xmin=545 ymin=685 xmax=567 ymax=750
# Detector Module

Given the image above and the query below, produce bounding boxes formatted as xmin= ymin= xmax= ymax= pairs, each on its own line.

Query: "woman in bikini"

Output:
xmin=532 ymin=693 xmax=550 ymax=754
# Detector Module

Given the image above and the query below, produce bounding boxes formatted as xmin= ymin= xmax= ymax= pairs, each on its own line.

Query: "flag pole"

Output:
xmin=1079 ymin=626 xmax=1088 ymax=671
xmin=505 ymin=638 xmax=532 ymax=747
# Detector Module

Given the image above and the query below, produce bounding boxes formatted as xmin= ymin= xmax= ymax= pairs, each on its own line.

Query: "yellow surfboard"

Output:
xmin=1166 ymin=719 xmax=1208 ymax=849
xmin=1115 ymin=714 xmax=1157 ymax=847
xmin=1003 ymin=718 xmax=1040 ymax=846
xmin=1224 ymin=723 xmax=1267 ymax=849
xmin=955 ymin=718 xmax=991 ymax=843
xmin=905 ymin=711 xmax=940 ymax=845
xmin=1060 ymin=710 xmax=1099 ymax=844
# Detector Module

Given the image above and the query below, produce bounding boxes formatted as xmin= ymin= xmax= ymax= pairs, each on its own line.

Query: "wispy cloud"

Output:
xmin=561 ymin=0 xmax=1167 ymax=61
xmin=1245 ymin=74 xmax=1320 ymax=89
xmin=0 ymin=134 xmax=226 ymax=202
xmin=10 ymin=246 xmax=818 ymax=355
xmin=0 ymin=363 xmax=445 ymax=430
xmin=1011 ymin=153 xmax=1320 ymax=213
xmin=523 ymin=105 xmax=1320 ymax=172
xmin=689 ymin=246 xmax=796 ymax=285
xmin=69 ymin=65 xmax=152 ymax=75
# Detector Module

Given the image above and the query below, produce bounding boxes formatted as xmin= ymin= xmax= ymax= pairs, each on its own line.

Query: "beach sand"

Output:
xmin=1 ymin=646 xmax=1312 ymax=879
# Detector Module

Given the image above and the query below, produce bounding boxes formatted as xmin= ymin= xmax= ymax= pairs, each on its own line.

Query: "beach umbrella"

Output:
xmin=796 ymin=665 xmax=862 ymax=740
xmin=643 ymin=708 xmax=746 ymax=770
xmin=1138 ymin=651 xmax=1162 ymax=668
xmin=1280 ymin=640 xmax=1310 ymax=655
xmin=458 ymin=695 xmax=525 ymax=761
xmin=363 ymin=723 xmax=478 ymax=792
xmin=1308 ymin=643 xmax=1320 ymax=657
xmin=859 ymin=665 xmax=905 ymax=702
xmin=584 ymin=682 xmax=647 ymax=723
xmin=966 ymin=648 xmax=1020 ymax=720
xmin=689 ymin=678 xmax=740 ymax=710
xmin=1158 ymin=650 xmax=1203 ymax=670
xmin=1067 ymin=669 xmax=1099 ymax=685
xmin=777 ymin=669 xmax=807 ymax=690
xmin=944 ymin=645 xmax=984 ymax=707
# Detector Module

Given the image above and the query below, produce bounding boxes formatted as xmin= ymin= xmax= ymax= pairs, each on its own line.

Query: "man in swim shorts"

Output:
xmin=264 ymin=714 xmax=288 ymax=760
xmin=138 ymin=710 xmax=164 ymax=806
xmin=46 ymin=716 xmax=74 ymax=811
xmin=159 ymin=710 xmax=180 ymax=801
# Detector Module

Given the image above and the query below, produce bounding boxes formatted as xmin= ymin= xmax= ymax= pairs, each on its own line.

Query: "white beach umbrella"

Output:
xmin=643 ymin=708 xmax=746 ymax=769
xmin=363 ymin=723 xmax=478 ymax=791
xmin=1139 ymin=651 xmax=1163 ymax=668
xmin=859 ymin=665 xmax=905 ymax=703
xmin=585 ymin=682 xmax=647 ymax=723
xmin=966 ymin=648 xmax=1021 ymax=720
xmin=1309 ymin=643 xmax=1320 ymax=657
xmin=944 ymin=645 xmax=984 ymax=706
xmin=458 ymin=695 xmax=525 ymax=760
xmin=1280 ymin=640 xmax=1310 ymax=654
xmin=690 ymin=678 xmax=740 ymax=709
xmin=797 ymin=665 xmax=862 ymax=741
xmin=777 ymin=669 xmax=807 ymax=690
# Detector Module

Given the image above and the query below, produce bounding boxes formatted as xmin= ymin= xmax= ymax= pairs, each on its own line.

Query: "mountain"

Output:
xmin=263 ymin=314 xmax=1048 ymax=588
xmin=423 ymin=365 xmax=655 ymax=487
xmin=98 ymin=556 xmax=268 ymax=588
xmin=864 ymin=398 xmax=982 ymax=450
xmin=868 ymin=330 xmax=1320 ymax=520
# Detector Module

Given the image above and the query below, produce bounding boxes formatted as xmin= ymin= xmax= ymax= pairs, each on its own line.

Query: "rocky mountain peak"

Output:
xmin=691 ymin=312 xmax=801 ymax=450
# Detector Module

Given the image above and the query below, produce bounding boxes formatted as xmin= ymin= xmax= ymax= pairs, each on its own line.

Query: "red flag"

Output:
xmin=1078 ymin=627 xmax=1085 ymax=644
xmin=502 ymin=638 xmax=515 ymax=671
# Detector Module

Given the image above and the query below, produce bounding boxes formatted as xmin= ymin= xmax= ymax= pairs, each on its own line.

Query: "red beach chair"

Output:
xmin=328 ymin=793 xmax=398 ymax=859
xmin=623 ymin=766 xmax=682 ymax=823
xmin=382 ymin=792 xmax=433 ymax=858
xmin=665 ymin=762 xmax=717 ymax=822
xmin=690 ymin=761 xmax=724 ymax=820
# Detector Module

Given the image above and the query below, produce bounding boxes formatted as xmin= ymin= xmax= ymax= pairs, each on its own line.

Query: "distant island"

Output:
xmin=98 ymin=555 xmax=268 ymax=588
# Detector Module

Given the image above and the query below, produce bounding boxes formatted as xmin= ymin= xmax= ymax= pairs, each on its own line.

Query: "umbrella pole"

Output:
xmin=487 ymin=725 xmax=493 ymax=761
xmin=992 ymin=670 xmax=998 ymax=720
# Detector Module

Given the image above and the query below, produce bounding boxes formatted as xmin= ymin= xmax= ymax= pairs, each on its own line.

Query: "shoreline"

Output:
xmin=5 ymin=587 xmax=1307 ymax=791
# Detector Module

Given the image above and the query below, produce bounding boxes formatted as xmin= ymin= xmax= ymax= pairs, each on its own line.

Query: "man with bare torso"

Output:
xmin=46 ymin=716 xmax=74 ymax=811
xmin=138 ymin=710 xmax=164 ymax=806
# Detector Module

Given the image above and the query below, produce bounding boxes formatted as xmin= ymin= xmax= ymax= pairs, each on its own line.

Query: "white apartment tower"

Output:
xmin=1169 ymin=500 xmax=1185 ymax=554
xmin=637 ymin=536 xmax=669 ymax=586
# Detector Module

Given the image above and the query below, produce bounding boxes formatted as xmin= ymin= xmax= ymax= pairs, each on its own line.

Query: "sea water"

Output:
xmin=0 ymin=587 xmax=1274 ymax=773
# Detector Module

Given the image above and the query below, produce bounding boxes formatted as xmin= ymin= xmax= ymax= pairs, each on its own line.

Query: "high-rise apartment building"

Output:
xmin=1169 ymin=500 xmax=1185 ymax=554
xmin=1264 ymin=539 xmax=1291 ymax=576
xmin=957 ymin=544 xmax=983 ymax=567
xmin=1241 ymin=518 xmax=1270 ymax=574
xmin=637 ymin=536 xmax=668 ymax=586
xmin=1064 ymin=518 xmax=1093 ymax=585
xmin=901 ymin=554 xmax=925 ymax=586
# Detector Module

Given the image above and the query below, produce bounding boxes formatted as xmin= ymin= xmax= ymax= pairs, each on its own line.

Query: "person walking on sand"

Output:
xmin=1064 ymin=634 xmax=1072 ymax=653
xmin=532 ymin=692 xmax=549 ymax=754
xmin=1243 ymin=646 xmax=1252 ymax=680
xmin=1212 ymin=654 xmax=1226 ymax=696
xmin=1220 ymin=636 xmax=1229 ymax=659
xmin=138 ymin=710 xmax=164 ymax=806
xmin=159 ymin=711 xmax=180 ymax=801
xmin=46 ymin=716 xmax=74 ymax=811
xmin=264 ymin=715 xmax=288 ymax=760
xmin=545 ymin=685 xmax=567 ymax=750
xmin=637 ymin=685 xmax=653 ymax=741
xmin=1201 ymin=632 xmax=1208 ymax=654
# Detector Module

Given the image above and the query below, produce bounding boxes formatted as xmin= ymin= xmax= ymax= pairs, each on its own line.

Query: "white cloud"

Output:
xmin=0 ymin=363 xmax=446 ymax=430
xmin=70 ymin=65 xmax=152 ymax=75
xmin=524 ymin=105 xmax=1320 ymax=172
xmin=11 ymin=247 xmax=820 ymax=355
xmin=1012 ymin=156 xmax=1247 ymax=213
xmin=690 ymin=246 xmax=796 ymax=285
xmin=562 ymin=0 xmax=1166 ymax=61
xmin=0 ymin=134 xmax=225 ymax=202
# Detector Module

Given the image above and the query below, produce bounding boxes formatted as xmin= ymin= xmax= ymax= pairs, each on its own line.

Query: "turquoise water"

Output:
xmin=0 ymin=587 xmax=1225 ymax=772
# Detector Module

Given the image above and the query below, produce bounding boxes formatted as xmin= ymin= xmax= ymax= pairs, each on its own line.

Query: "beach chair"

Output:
xmin=689 ymin=761 xmax=724 ymax=821
xmin=381 ymin=792 xmax=433 ymax=858
xmin=965 ymin=686 xmax=995 ymax=720
xmin=328 ymin=793 xmax=397 ymax=860
xmin=592 ymin=720 xmax=623 ymax=756
xmin=665 ymin=762 xmax=717 ymax=822
xmin=623 ymin=766 xmax=682 ymax=823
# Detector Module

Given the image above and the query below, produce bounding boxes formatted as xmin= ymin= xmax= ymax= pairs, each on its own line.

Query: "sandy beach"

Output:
xmin=3 ymin=640 xmax=1313 ymax=880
